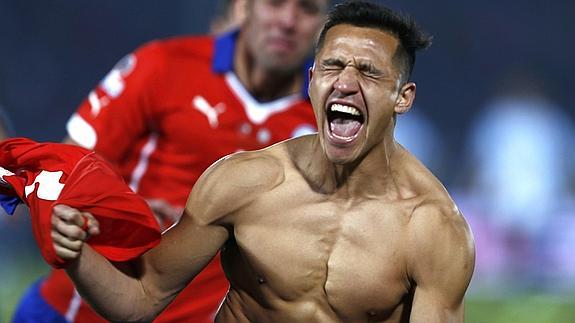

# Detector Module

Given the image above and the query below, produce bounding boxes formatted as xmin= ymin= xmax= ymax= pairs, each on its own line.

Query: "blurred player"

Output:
xmin=210 ymin=0 xmax=247 ymax=35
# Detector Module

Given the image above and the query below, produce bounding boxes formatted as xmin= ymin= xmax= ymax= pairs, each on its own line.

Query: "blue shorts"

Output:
xmin=11 ymin=278 xmax=68 ymax=323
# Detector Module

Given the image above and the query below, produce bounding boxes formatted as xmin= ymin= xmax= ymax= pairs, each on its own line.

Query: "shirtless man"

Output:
xmin=51 ymin=2 xmax=475 ymax=322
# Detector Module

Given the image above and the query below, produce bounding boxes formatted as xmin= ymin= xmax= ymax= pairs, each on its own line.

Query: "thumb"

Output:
xmin=53 ymin=204 xmax=100 ymax=237
xmin=81 ymin=212 xmax=100 ymax=236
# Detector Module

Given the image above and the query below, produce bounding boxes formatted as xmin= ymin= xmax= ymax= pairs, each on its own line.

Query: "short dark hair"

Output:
xmin=316 ymin=1 xmax=432 ymax=81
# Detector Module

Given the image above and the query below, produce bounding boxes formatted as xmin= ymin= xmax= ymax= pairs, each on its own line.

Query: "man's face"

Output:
xmin=309 ymin=24 xmax=410 ymax=164
xmin=244 ymin=0 xmax=328 ymax=72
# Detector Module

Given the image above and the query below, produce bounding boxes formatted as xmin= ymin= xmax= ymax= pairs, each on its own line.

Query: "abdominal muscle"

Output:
xmin=215 ymin=285 xmax=410 ymax=323
xmin=215 ymin=287 xmax=342 ymax=323
xmin=213 ymin=207 xmax=412 ymax=323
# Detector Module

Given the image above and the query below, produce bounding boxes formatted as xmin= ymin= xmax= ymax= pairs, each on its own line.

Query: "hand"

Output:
xmin=51 ymin=204 xmax=100 ymax=260
xmin=146 ymin=199 xmax=184 ymax=231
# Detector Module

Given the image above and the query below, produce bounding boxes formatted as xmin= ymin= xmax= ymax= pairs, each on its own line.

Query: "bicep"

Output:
xmin=408 ymin=252 xmax=470 ymax=323
xmin=139 ymin=152 xmax=275 ymax=298
xmin=407 ymin=207 xmax=475 ymax=323
xmin=141 ymin=209 xmax=229 ymax=301
xmin=409 ymin=287 xmax=464 ymax=323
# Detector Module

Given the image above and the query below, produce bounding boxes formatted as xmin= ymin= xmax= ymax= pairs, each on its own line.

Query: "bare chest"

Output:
xmin=224 ymin=191 xmax=413 ymax=320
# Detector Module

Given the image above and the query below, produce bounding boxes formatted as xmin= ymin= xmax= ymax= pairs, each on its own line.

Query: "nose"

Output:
xmin=334 ymin=66 xmax=360 ymax=94
xmin=277 ymin=1 xmax=297 ymax=30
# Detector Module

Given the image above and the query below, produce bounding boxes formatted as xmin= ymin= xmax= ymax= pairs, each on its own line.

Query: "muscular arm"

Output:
xmin=53 ymin=150 xmax=282 ymax=321
xmin=63 ymin=208 xmax=228 ymax=322
xmin=406 ymin=202 xmax=475 ymax=323
xmin=54 ymin=155 xmax=244 ymax=321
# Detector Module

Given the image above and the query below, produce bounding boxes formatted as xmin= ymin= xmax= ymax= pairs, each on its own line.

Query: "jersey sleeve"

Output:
xmin=66 ymin=41 xmax=166 ymax=163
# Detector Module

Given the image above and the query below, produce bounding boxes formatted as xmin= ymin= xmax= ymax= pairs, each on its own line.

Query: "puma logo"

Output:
xmin=192 ymin=96 xmax=226 ymax=128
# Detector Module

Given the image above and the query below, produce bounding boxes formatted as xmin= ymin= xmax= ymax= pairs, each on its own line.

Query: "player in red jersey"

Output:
xmin=12 ymin=0 xmax=330 ymax=322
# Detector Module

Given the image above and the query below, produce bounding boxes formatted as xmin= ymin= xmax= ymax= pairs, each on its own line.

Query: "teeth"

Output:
xmin=330 ymin=104 xmax=361 ymax=116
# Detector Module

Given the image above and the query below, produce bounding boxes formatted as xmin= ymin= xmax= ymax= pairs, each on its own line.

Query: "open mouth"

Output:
xmin=326 ymin=103 xmax=365 ymax=141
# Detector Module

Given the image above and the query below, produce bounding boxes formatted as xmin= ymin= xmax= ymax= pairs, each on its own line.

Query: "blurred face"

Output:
xmin=309 ymin=24 xmax=415 ymax=164
xmin=244 ymin=0 xmax=328 ymax=72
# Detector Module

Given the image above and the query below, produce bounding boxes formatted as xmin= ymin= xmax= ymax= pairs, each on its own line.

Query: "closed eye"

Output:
xmin=357 ymin=63 xmax=383 ymax=78
xmin=320 ymin=58 xmax=346 ymax=70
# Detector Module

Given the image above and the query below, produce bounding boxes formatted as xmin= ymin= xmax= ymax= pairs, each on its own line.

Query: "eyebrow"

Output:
xmin=320 ymin=57 xmax=346 ymax=67
xmin=357 ymin=62 xmax=382 ymax=75
xmin=321 ymin=58 xmax=383 ymax=76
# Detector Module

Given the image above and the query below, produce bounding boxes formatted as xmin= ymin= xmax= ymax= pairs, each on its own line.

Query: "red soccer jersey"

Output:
xmin=0 ymin=138 xmax=161 ymax=268
xmin=53 ymin=31 xmax=317 ymax=322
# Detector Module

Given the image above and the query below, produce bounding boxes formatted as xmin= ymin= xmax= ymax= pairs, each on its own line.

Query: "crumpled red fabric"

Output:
xmin=0 ymin=137 xmax=161 ymax=268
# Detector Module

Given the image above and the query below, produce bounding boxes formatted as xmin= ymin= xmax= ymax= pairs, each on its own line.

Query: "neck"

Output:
xmin=294 ymin=130 xmax=400 ymax=198
xmin=234 ymin=32 xmax=304 ymax=102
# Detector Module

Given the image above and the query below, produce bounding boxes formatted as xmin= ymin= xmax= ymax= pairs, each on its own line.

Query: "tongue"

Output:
xmin=330 ymin=118 xmax=362 ymax=138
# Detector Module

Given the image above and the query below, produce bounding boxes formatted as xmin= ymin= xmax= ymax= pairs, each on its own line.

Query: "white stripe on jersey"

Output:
xmin=65 ymin=289 xmax=82 ymax=322
xmin=224 ymin=72 xmax=302 ymax=125
xmin=88 ymin=91 xmax=102 ymax=117
xmin=66 ymin=113 xmax=97 ymax=150
xmin=129 ymin=133 xmax=158 ymax=192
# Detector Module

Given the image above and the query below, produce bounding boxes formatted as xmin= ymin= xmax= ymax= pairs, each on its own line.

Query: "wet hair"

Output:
xmin=316 ymin=1 xmax=432 ymax=81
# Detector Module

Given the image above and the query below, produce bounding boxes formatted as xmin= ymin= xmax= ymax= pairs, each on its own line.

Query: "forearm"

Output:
xmin=52 ymin=190 xmax=230 ymax=320
xmin=65 ymin=245 xmax=165 ymax=322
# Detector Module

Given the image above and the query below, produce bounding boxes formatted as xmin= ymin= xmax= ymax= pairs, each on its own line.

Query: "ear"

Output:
xmin=394 ymin=82 xmax=416 ymax=114
xmin=308 ymin=65 xmax=315 ymax=82
xmin=307 ymin=65 xmax=315 ymax=98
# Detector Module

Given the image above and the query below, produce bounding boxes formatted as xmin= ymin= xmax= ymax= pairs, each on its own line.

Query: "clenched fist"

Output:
xmin=51 ymin=204 xmax=100 ymax=260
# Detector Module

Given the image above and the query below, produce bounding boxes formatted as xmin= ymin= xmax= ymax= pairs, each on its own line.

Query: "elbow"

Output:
xmin=105 ymin=311 xmax=158 ymax=323
xmin=90 ymin=297 xmax=162 ymax=323
xmin=108 ymin=317 xmax=155 ymax=323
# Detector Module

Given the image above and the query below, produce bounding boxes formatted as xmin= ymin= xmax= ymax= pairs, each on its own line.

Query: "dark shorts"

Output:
xmin=11 ymin=278 xmax=68 ymax=323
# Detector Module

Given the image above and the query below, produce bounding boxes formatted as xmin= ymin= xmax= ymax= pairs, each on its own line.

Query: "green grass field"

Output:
xmin=2 ymin=262 xmax=574 ymax=323
xmin=0 ymin=254 xmax=49 ymax=322
xmin=466 ymin=295 xmax=575 ymax=323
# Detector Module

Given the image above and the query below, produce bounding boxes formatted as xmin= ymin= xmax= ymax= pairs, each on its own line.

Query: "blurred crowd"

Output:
xmin=396 ymin=75 xmax=575 ymax=295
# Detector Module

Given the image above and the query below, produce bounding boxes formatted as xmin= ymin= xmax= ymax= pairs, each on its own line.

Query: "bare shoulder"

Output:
xmin=187 ymin=148 xmax=287 ymax=224
xmin=392 ymin=146 xmax=475 ymax=310
xmin=397 ymin=147 xmax=473 ymax=244
xmin=201 ymin=148 xmax=285 ymax=188
xmin=406 ymin=196 xmax=475 ymax=294
xmin=407 ymin=199 xmax=474 ymax=251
